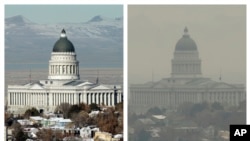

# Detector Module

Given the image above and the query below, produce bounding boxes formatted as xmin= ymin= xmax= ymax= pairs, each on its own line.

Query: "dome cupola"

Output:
xmin=171 ymin=27 xmax=202 ymax=78
xmin=175 ymin=27 xmax=197 ymax=51
xmin=48 ymin=29 xmax=80 ymax=80
xmin=53 ymin=29 xmax=75 ymax=52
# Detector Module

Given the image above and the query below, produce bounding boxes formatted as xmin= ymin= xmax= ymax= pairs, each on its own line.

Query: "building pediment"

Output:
xmin=29 ymin=83 xmax=44 ymax=90
xmin=91 ymin=85 xmax=112 ymax=90
xmin=209 ymin=82 xmax=235 ymax=89
xmin=77 ymin=81 xmax=93 ymax=86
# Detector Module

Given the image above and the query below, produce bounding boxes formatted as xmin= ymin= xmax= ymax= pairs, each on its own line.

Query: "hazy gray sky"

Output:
xmin=5 ymin=5 xmax=123 ymax=23
xmin=128 ymin=5 xmax=246 ymax=84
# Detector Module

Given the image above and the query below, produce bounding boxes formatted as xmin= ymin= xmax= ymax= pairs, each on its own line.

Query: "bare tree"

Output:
xmin=73 ymin=111 xmax=90 ymax=127
xmin=55 ymin=103 xmax=71 ymax=118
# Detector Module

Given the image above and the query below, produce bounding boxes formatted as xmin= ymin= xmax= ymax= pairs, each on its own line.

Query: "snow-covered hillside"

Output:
xmin=5 ymin=15 xmax=123 ymax=69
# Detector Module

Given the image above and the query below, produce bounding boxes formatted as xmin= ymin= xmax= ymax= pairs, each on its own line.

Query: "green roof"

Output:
xmin=53 ymin=29 xmax=75 ymax=52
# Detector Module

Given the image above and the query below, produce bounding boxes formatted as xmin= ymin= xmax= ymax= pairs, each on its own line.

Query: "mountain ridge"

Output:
xmin=5 ymin=15 xmax=123 ymax=69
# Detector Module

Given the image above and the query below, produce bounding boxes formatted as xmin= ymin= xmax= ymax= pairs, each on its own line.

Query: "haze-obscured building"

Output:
xmin=7 ymin=29 xmax=123 ymax=114
xmin=129 ymin=27 xmax=245 ymax=113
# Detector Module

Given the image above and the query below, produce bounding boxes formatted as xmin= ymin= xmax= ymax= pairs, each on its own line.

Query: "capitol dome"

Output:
xmin=175 ymin=27 xmax=197 ymax=51
xmin=53 ymin=29 xmax=75 ymax=52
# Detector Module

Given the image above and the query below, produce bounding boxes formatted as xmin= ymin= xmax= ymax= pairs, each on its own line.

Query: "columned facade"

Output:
xmin=48 ymin=53 xmax=79 ymax=80
xmin=7 ymin=29 xmax=123 ymax=114
xmin=129 ymin=27 xmax=245 ymax=113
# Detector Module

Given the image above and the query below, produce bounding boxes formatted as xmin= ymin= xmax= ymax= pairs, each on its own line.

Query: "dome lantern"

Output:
xmin=52 ymin=29 xmax=75 ymax=52
xmin=175 ymin=27 xmax=197 ymax=51
xmin=60 ymin=29 xmax=66 ymax=38
xmin=183 ymin=26 xmax=189 ymax=37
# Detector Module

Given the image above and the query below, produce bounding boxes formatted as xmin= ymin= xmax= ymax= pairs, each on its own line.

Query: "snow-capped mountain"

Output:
xmin=5 ymin=15 xmax=34 ymax=26
xmin=5 ymin=15 xmax=123 ymax=69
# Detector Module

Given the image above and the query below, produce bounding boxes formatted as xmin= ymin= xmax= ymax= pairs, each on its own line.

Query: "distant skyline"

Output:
xmin=128 ymin=5 xmax=246 ymax=84
xmin=5 ymin=5 xmax=123 ymax=24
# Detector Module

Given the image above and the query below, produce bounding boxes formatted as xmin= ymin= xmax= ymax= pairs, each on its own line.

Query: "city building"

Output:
xmin=7 ymin=29 xmax=123 ymax=114
xmin=129 ymin=27 xmax=245 ymax=113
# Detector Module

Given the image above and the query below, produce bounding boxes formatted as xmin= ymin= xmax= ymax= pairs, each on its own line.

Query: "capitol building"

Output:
xmin=7 ymin=29 xmax=123 ymax=114
xmin=129 ymin=27 xmax=245 ymax=113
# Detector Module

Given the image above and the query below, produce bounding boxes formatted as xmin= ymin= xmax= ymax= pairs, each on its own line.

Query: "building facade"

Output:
xmin=7 ymin=29 xmax=123 ymax=114
xmin=129 ymin=27 xmax=245 ymax=113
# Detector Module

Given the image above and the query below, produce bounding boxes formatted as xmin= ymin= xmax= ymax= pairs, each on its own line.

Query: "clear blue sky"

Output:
xmin=5 ymin=5 xmax=123 ymax=23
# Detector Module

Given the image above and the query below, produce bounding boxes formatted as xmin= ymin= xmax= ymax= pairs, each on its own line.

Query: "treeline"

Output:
xmin=5 ymin=102 xmax=123 ymax=140
xmin=128 ymin=101 xmax=246 ymax=141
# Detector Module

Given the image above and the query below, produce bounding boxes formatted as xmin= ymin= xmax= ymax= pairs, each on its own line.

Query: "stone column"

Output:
xmin=16 ymin=93 xmax=19 ymax=105
xmin=91 ymin=93 xmax=93 ymax=104
xmin=111 ymin=92 xmax=115 ymax=106
xmin=55 ymin=93 xmax=57 ymax=106
xmin=25 ymin=93 xmax=27 ymax=106
xmin=51 ymin=93 xmax=53 ymax=106
xmin=92 ymin=93 xmax=94 ymax=104
xmin=10 ymin=92 xmax=12 ymax=105
xmin=62 ymin=93 xmax=64 ymax=103
xmin=69 ymin=65 xmax=71 ymax=75
xmin=33 ymin=93 xmax=35 ymax=106
xmin=54 ymin=93 xmax=56 ymax=106
xmin=73 ymin=65 xmax=75 ymax=74
xmin=51 ymin=65 xmax=53 ymax=74
xmin=18 ymin=93 xmax=20 ymax=105
xmin=34 ymin=92 xmax=39 ymax=106
xmin=30 ymin=93 xmax=32 ymax=106
xmin=105 ymin=93 xmax=109 ymax=106
xmin=22 ymin=93 xmax=25 ymax=105
xmin=66 ymin=93 xmax=68 ymax=103
xmin=108 ymin=93 xmax=110 ymax=106
xmin=27 ymin=93 xmax=29 ymax=106
xmin=40 ymin=93 xmax=42 ymax=105
xmin=73 ymin=93 xmax=77 ymax=105
xmin=17 ymin=93 xmax=19 ymax=105
xmin=23 ymin=93 xmax=25 ymax=106
xmin=8 ymin=92 xmax=11 ymax=106
xmin=99 ymin=93 xmax=102 ymax=105
xmin=14 ymin=93 xmax=17 ymax=105
xmin=67 ymin=65 xmax=69 ymax=75
xmin=13 ymin=93 xmax=14 ymax=105
xmin=98 ymin=93 xmax=101 ymax=105
xmin=37 ymin=93 xmax=39 ymax=106
xmin=102 ymin=93 xmax=106 ymax=105
xmin=88 ymin=94 xmax=92 ymax=105
xmin=15 ymin=93 xmax=17 ymax=105
xmin=83 ymin=92 xmax=87 ymax=104
xmin=96 ymin=92 xmax=100 ymax=104
xmin=70 ymin=94 xmax=72 ymax=104
xmin=12 ymin=93 xmax=14 ymax=106
xmin=11 ymin=92 xmax=13 ymax=105
xmin=65 ymin=65 xmax=67 ymax=74
xmin=44 ymin=93 xmax=46 ymax=106
xmin=39 ymin=93 xmax=41 ymax=106
xmin=116 ymin=93 xmax=119 ymax=103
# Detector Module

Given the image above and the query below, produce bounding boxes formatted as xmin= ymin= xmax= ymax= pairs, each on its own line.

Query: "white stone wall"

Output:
xmin=7 ymin=84 xmax=123 ymax=114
